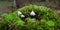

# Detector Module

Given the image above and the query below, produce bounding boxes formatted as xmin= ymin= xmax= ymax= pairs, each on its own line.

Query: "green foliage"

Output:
xmin=56 ymin=17 xmax=60 ymax=29
xmin=0 ymin=16 xmax=8 ymax=30
xmin=14 ymin=16 xmax=24 ymax=26
xmin=46 ymin=20 xmax=55 ymax=26
xmin=2 ymin=13 xmax=14 ymax=22
xmin=25 ymin=17 xmax=35 ymax=23
xmin=17 ymin=4 xmax=59 ymax=20
xmin=1 ymin=4 xmax=60 ymax=30
xmin=16 ymin=20 xmax=24 ymax=26
xmin=40 ymin=19 xmax=47 ymax=24
xmin=17 ymin=4 xmax=59 ymax=30
xmin=2 ymin=13 xmax=25 ymax=26
xmin=14 ymin=16 xmax=20 ymax=21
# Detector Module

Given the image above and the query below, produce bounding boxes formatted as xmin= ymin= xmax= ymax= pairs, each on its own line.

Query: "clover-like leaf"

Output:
xmin=16 ymin=20 xmax=24 ymax=26
xmin=25 ymin=17 xmax=35 ymax=23
xmin=46 ymin=20 xmax=55 ymax=26
xmin=40 ymin=19 xmax=46 ymax=24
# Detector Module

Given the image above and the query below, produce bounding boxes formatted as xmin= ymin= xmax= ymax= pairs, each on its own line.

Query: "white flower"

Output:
xmin=18 ymin=11 xmax=22 ymax=16
xmin=20 ymin=15 xmax=25 ymax=18
xmin=30 ymin=10 xmax=36 ymax=16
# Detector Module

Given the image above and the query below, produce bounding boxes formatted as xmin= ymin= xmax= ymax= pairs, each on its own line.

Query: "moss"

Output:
xmin=17 ymin=4 xmax=59 ymax=20
xmin=1 ymin=4 xmax=60 ymax=30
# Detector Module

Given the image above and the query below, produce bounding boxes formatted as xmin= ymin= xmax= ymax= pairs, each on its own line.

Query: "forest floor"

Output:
xmin=0 ymin=1 xmax=60 ymax=16
xmin=0 ymin=1 xmax=12 ymax=14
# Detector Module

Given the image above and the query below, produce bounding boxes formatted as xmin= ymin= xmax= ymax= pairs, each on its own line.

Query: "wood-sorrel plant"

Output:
xmin=1 ymin=4 xmax=60 ymax=30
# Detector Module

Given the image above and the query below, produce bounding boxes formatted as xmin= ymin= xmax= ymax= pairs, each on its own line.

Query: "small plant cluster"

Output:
xmin=0 ymin=4 xmax=60 ymax=30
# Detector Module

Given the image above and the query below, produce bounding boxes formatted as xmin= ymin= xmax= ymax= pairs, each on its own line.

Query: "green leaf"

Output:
xmin=40 ymin=19 xmax=46 ymax=24
xmin=25 ymin=17 xmax=35 ymax=23
xmin=16 ymin=20 xmax=24 ymax=26
xmin=14 ymin=16 xmax=20 ymax=21
xmin=46 ymin=20 xmax=55 ymax=26
xmin=2 ymin=13 xmax=15 ymax=22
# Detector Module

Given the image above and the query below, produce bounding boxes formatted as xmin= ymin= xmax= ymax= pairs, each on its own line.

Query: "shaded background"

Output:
xmin=16 ymin=0 xmax=60 ymax=9
xmin=0 ymin=0 xmax=60 ymax=14
xmin=0 ymin=0 xmax=12 ymax=14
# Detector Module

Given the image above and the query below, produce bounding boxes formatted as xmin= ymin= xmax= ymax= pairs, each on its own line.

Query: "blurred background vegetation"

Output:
xmin=0 ymin=0 xmax=12 ymax=14
xmin=0 ymin=0 xmax=60 ymax=14
xmin=16 ymin=0 xmax=60 ymax=9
